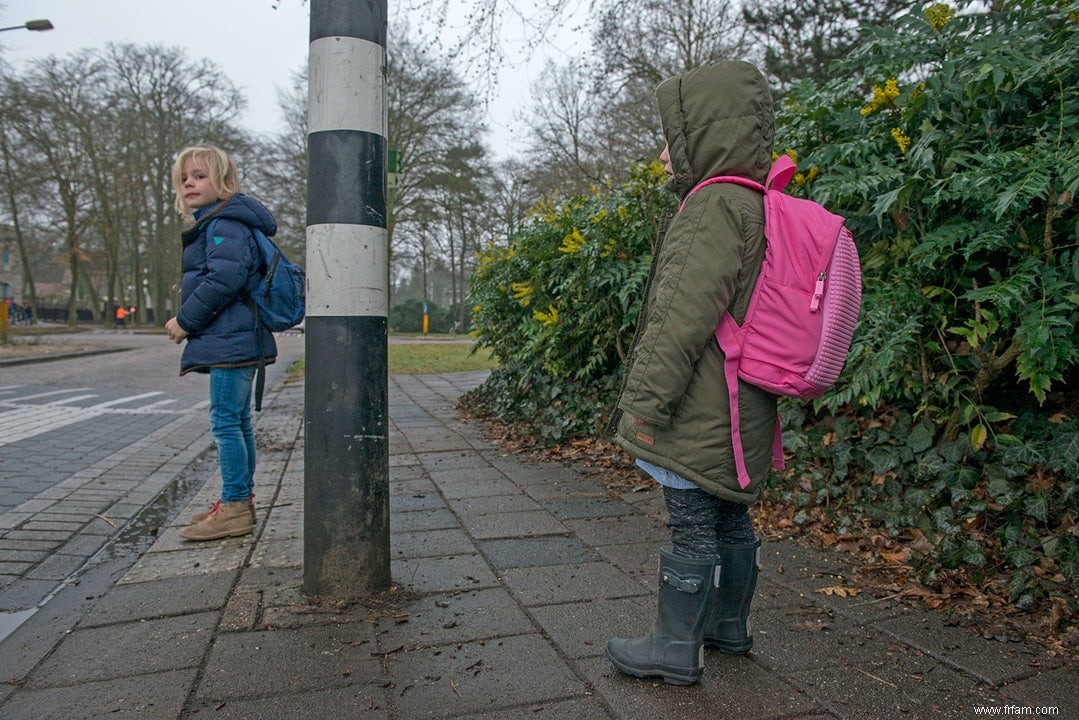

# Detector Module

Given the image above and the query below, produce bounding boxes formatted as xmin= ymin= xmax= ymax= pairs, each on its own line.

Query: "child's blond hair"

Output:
xmin=171 ymin=145 xmax=240 ymax=217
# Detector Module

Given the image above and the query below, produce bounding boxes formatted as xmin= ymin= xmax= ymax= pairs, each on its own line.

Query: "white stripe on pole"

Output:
xmin=305 ymin=223 xmax=388 ymax=316
xmin=308 ymin=36 xmax=385 ymax=135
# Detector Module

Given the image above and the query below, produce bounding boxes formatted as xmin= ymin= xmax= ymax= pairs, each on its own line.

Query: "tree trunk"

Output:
xmin=0 ymin=130 xmax=38 ymax=320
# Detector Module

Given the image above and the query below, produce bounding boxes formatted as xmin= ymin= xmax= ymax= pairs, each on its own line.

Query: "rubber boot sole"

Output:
xmin=604 ymin=643 xmax=702 ymax=686
xmin=704 ymin=637 xmax=753 ymax=654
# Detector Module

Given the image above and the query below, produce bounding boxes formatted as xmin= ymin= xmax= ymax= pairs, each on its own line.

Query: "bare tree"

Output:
xmin=427 ymin=142 xmax=495 ymax=324
xmin=742 ymin=0 xmax=910 ymax=87
xmin=522 ymin=60 xmax=609 ymax=197
xmin=594 ymin=0 xmax=753 ymax=87
xmin=102 ymin=42 xmax=246 ymax=323
xmin=488 ymin=157 xmax=535 ymax=240
xmin=0 ymin=71 xmax=49 ymax=320
xmin=517 ymin=0 xmax=750 ymax=197
xmin=387 ymin=31 xmax=488 ymax=307
xmin=7 ymin=53 xmax=103 ymax=325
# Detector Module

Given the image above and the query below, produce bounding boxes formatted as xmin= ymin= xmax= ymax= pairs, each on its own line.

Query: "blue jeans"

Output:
xmin=209 ymin=366 xmax=256 ymax=503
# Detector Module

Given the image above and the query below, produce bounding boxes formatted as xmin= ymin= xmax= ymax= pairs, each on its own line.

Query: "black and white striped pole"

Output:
xmin=304 ymin=0 xmax=390 ymax=598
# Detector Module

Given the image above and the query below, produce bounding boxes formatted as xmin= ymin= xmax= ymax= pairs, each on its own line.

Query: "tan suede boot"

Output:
xmin=179 ymin=501 xmax=254 ymax=541
xmin=190 ymin=496 xmax=256 ymax=525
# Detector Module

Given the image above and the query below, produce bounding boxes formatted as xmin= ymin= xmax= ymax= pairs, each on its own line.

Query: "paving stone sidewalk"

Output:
xmin=0 ymin=371 xmax=1074 ymax=720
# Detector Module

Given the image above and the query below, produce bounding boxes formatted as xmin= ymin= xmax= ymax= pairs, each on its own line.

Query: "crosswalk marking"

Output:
xmin=45 ymin=394 xmax=100 ymax=406
xmin=0 ymin=388 xmax=201 ymax=446
xmin=10 ymin=388 xmax=92 ymax=402
xmin=0 ymin=405 xmax=110 ymax=445
xmin=90 ymin=392 xmax=165 ymax=409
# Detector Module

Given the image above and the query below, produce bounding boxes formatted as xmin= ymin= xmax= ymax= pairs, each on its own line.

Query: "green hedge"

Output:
xmin=465 ymin=163 xmax=673 ymax=444
xmin=467 ymin=1 xmax=1078 ymax=612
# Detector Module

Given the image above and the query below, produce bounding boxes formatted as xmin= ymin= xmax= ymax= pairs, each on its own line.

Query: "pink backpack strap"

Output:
xmin=715 ymin=317 xmax=752 ymax=489
xmin=682 ymin=156 xmax=797 ymax=210
xmin=716 ymin=316 xmax=785 ymax=490
xmin=681 ymin=175 xmax=764 ymax=210
xmin=772 ymin=419 xmax=784 ymax=472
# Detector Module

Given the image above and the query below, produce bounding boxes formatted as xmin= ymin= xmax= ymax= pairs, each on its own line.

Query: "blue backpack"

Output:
xmin=208 ymin=219 xmax=305 ymax=332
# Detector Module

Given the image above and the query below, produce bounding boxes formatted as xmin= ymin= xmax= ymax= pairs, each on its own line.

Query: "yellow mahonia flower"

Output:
xmin=861 ymin=78 xmax=901 ymax=116
xmin=616 ymin=206 xmax=629 ymax=220
xmin=601 ymin=237 xmax=617 ymax=258
xmin=511 ymin=281 xmax=533 ymax=307
xmin=560 ymin=228 xmax=586 ymax=254
xmin=527 ymin=196 xmax=559 ymax=221
xmin=533 ymin=305 xmax=559 ymax=326
xmin=648 ymin=160 xmax=667 ymax=181
xmin=590 ymin=208 xmax=608 ymax=223
xmin=477 ymin=244 xmax=510 ymax=273
xmin=793 ymin=165 xmax=819 ymax=186
xmin=891 ymin=127 xmax=912 ymax=153
xmin=925 ymin=3 xmax=956 ymax=30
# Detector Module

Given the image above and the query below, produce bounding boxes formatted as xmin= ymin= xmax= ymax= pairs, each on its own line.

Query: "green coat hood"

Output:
xmin=656 ymin=60 xmax=775 ymax=199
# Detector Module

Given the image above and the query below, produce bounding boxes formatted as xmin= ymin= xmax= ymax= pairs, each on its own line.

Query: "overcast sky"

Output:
xmin=1 ymin=0 xmax=590 ymax=158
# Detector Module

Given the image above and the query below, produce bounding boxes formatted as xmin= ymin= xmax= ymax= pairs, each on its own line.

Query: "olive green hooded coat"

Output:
xmin=611 ymin=60 xmax=778 ymax=505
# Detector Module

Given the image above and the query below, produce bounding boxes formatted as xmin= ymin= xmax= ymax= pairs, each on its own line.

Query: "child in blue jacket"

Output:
xmin=165 ymin=145 xmax=278 ymax=541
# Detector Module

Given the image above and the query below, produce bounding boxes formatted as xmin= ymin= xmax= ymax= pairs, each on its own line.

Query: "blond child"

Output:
xmin=166 ymin=145 xmax=278 ymax=541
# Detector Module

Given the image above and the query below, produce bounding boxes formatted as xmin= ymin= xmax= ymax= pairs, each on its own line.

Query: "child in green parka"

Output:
xmin=606 ymin=60 xmax=779 ymax=686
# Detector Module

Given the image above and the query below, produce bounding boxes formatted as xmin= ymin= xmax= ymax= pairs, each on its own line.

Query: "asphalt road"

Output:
xmin=1 ymin=328 xmax=302 ymax=393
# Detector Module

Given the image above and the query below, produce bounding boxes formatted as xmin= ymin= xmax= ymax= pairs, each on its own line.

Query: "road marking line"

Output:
xmin=45 ymin=395 xmax=99 ymax=406
xmin=9 ymin=388 xmax=92 ymax=401
xmin=89 ymin=392 xmax=165 ymax=409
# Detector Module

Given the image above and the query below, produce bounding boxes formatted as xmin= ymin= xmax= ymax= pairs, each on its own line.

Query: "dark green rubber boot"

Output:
xmin=703 ymin=538 xmax=761 ymax=654
xmin=605 ymin=549 xmax=715 ymax=685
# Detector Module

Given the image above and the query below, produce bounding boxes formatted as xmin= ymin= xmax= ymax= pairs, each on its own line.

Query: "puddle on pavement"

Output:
xmin=0 ymin=453 xmax=213 ymax=645
xmin=98 ymin=456 xmax=210 ymax=561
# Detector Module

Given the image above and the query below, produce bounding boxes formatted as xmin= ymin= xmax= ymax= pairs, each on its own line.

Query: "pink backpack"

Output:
xmin=682 ymin=155 xmax=862 ymax=489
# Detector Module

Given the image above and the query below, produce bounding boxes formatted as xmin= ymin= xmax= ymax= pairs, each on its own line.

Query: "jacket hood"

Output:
xmin=656 ymin=60 xmax=774 ymax=199
xmin=192 ymin=193 xmax=278 ymax=238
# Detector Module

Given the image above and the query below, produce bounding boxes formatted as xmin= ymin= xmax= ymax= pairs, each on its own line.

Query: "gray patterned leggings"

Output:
xmin=663 ymin=486 xmax=756 ymax=558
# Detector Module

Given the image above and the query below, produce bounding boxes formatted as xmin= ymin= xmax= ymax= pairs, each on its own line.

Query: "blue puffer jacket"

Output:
xmin=176 ymin=194 xmax=278 ymax=375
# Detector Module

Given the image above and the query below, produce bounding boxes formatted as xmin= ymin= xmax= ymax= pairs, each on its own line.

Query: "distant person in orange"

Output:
xmin=115 ymin=306 xmax=137 ymax=328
